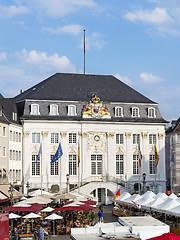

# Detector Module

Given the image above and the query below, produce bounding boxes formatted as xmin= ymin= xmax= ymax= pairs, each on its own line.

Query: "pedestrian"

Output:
xmin=98 ymin=210 xmax=104 ymax=223
xmin=39 ymin=225 xmax=44 ymax=240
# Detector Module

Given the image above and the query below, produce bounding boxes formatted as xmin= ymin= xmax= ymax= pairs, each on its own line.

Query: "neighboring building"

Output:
xmin=166 ymin=118 xmax=180 ymax=195
xmin=0 ymin=95 xmax=22 ymax=190
xmin=15 ymin=73 xmax=167 ymax=204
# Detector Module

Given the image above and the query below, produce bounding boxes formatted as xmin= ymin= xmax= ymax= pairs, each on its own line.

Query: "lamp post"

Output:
xmin=8 ymin=183 xmax=14 ymax=206
xmin=142 ymin=173 xmax=146 ymax=194
xmin=26 ymin=181 xmax=30 ymax=197
xmin=66 ymin=174 xmax=70 ymax=193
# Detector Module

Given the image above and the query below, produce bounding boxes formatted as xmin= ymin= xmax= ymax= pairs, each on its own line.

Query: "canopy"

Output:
xmin=147 ymin=233 xmax=180 ymax=240
xmin=132 ymin=195 xmax=155 ymax=207
xmin=141 ymin=191 xmax=156 ymax=198
xmin=141 ymin=197 xmax=166 ymax=210
xmin=80 ymin=200 xmax=97 ymax=207
xmin=168 ymin=193 xmax=178 ymax=199
xmin=165 ymin=205 xmax=180 ymax=217
xmin=3 ymin=203 xmax=43 ymax=212
xmin=121 ymin=194 xmax=142 ymax=205
xmin=29 ymin=189 xmax=54 ymax=197
xmin=55 ymin=192 xmax=81 ymax=200
xmin=114 ymin=192 xmax=131 ymax=202
xmin=151 ymin=198 xmax=180 ymax=213
xmin=23 ymin=212 xmax=41 ymax=219
xmin=9 ymin=213 xmax=21 ymax=219
xmin=41 ymin=206 xmax=54 ymax=212
xmin=26 ymin=195 xmax=53 ymax=204
xmin=45 ymin=213 xmax=63 ymax=220
xmin=54 ymin=203 xmax=94 ymax=212
xmin=154 ymin=193 xmax=168 ymax=200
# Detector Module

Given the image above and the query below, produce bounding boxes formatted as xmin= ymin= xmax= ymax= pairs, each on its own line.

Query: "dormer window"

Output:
xmin=0 ymin=108 xmax=2 ymax=116
xmin=31 ymin=104 xmax=40 ymax=115
xmin=132 ymin=107 xmax=140 ymax=117
xmin=68 ymin=105 xmax=77 ymax=116
xmin=12 ymin=112 xmax=17 ymax=121
xmin=115 ymin=107 xmax=123 ymax=117
xmin=148 ymin=107 xmax=156 ymax=118
xmin=50 ymin=105 xmax=59 ymax=115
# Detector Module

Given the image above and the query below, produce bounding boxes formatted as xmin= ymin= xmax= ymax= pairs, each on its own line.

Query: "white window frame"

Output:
xmin=69 ymin=155 xmax=77 ymax=176
xmin=133 ymin=155 xmax=139 ymax=174
xmin=51 ymin=133 xmax=59 ymax=144
xmin=0 ymin=108 xmax=2 ymax=116
xmin=3 ymin=127 xmax=6 ymax=137
xmin=132 ymin=107 xmax=140 ymax=117
xmin=3 ymin=147 xmax=6 ymax=157
xmin=149 ymin=134 xmax=156 ymax=144
xmin=32 ymin=154 xmax=40 ymax=176
xmin=91 ymin=154 xmax=102 ymax=175
xmin=149 ymin=154 xmax=155 ymax=174
xmin=133 ymin=134 xmax=140 ymax=145
xmin=69 ymin=133 xmax=77 ymax=144
xmin=13 ymin=112 xmax=17 ymax=121
xmin=115 ymin=107 xmax=123 ymax=117
xmin=50 ymin=105 xmax=59 ymax=116
xmin=68 ymin=105 xmax=77 ymax=116
xmin=32 ymin=133 xmax=40 ymax=143
xmin=116 ymin=155 xmax=124 ymax=174
xmin=148 ymin=107 xmax=156 ymax=118
xmin=50 ymin=155 xmax=59 ymax=175
xmin=30 ymin=104 xmax=40 ymax=115
xmin=116 ymin=134 xmax=123 ymax=144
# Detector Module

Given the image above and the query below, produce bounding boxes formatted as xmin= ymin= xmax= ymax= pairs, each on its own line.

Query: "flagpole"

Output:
xmin=154 ymin=144 xmax=157 ymax=194
xmin=40 ymin=143 xmax=42 ymax=195
xmin=84 ymin=29 xmax=86 ymax=74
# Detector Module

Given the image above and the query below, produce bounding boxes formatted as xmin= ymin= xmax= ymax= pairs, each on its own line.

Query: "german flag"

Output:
xmin=113 ymin=189 xmax=120 ymax=200
xmin=155 ymin=144 xmax=159 ymax=167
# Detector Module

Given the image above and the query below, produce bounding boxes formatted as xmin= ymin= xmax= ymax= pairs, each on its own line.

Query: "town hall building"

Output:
xmin=15 ymin=73 xmax=167 ymax=204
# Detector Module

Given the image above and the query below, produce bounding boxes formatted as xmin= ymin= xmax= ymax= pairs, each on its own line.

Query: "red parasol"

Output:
xmin=2 ymin=203 xmax=43 ymax=212
xmin=53 ymin=203 xmax=94 ymax=212
xmin=147 ymin=233 xmax=180 ymax=240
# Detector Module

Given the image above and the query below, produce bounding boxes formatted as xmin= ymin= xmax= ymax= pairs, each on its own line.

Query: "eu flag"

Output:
xmin=51 ymin=143 xmax=63 ymax=164
xmin=34 ymin=143 xmax=42 ymax=165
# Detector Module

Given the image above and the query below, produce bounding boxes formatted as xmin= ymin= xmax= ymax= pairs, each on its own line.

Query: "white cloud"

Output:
xmin=81 ymin=32 xmax=105 ymax=51
xmin=115 ymin=73 xmax=133 ymax=86
xmin=16 ymin=49 xmax=77 ymax=73
xmin=0 ymin=5 xmax=29 ymax=18
xmin=0 ymin=52 xmax=7 ymax=62
xmin=124 ymin=7 xmax=173 ymax=25
xmin=140 ymin=72 xmax=163 ymax=83
xmin=31 ymin=0 xmax=96 ymax=18
xmin=42 ymin=24 xmax=82 ymax=36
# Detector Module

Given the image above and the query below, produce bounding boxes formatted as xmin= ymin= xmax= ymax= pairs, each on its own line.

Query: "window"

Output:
xmin=16 ymin=132 xmax=18 ymax=142
xmin=115 ymin=107 xmax=123 ymax=117
xmin=133 ymin=134 xmax=140 ymax=144
xmin=13 ymin=131 xmax=15 ymax=141
xmin=69 ymin=155 xmax=77 ymax=175
xmin=13 ymin=150 xmax=15 ymax=160
xmin=19 ymin=151 xmax=21 ymax=161
xmin=19 ymin=133 xmax=21 ymax=142
xmin=50 ymin=155 xmax=59 ymax=175
xmin=91 ymin=155 xmax=102 ymax=175
xmin=12 ymin=112 xmax=17 ymax=121
xmin=69 ymin=133 xmax=77 ymax=144
xmin=148 ymin=108 xmax=156 ymax=118
xmin=31 ymin=104 xmax=40 ymax=115
xmin=0 ymin=108 xmax=2 ymax=116
xmin=116 ymin=134 xmax=123 ymax=144
xmin=68 ymin=105 xmax=76 ymax=116
xmin=3 ymin=147 xmax=6 ymax=157
xmin=3 ymin=127 xmax=6 ymax=136
xmin=32 ymin=155 xmax=40 ymax=175
xmin=149 ymin=134 xmax=156 ymax=144
xmin=51 ymin=133 xmax=59 ymax=144
xmin=10 ymin=131 xmax=13 ymax=141
xmin=50 ymin=105 xmax=59 ymax=115
xmin=132 ymin=107 xmax=140 ymax=117
xmin=10 ymin=150 xmax=12 ymax=160
xmin=116 ymin=155 xmax=124 ymax=174
xmin=149 ymin=154 xmax=155 ymax=174
xmin=32 ymin=133 xmax=40 ymax=143
xmin=133 ymin=155 xmax=139 ymax=174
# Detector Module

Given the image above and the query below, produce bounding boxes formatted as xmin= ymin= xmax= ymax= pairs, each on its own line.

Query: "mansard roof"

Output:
xmin=166 ymin=118 xmax=180 ymax=134
xmin=0 ymin=98 xmax=20 ymax=124
xmin=15 ymin=73 xmax=156 ymax=104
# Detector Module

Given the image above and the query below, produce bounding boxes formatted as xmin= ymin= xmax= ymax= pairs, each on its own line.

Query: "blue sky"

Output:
xmin=0 ymin=0 xmax=180 ymax=122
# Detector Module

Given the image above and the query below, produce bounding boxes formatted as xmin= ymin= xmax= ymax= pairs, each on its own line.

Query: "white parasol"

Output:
xmin=45 ymin=213 xmax=63 ymax=235
xmin=41 ymin=206 xmax=54 ymax=212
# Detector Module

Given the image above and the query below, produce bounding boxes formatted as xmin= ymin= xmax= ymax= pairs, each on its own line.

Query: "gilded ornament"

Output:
xmin=141 ymin=132 xmax=148 ymax=138
xmin=125 ymin=132 xmax=131 ymax=138
xmin=23 ymin=131 xmax=30 ymax=137
xmin=158 ymin=133 xmax=164 ymax=139
xmin=42 ymin=131 xmax=49 ymax=137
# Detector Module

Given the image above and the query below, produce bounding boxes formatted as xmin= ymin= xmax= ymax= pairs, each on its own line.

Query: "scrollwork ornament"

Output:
xmin=125 ymin=132 xmax=131 ymax=138
xmin=158 ymin=133 xmax=164 ymax=139
xmin=23 ymin=131 xmax=30 ymax=137
xmin=141 ymin=132 xmax=148 ymax=138
xmin=41 ymin=131 xmax=49 ymax=137
xmin=61 ymin=131 xmax=67 ymax=137
xmin=106 ymin=132 xmax=114 ymax=138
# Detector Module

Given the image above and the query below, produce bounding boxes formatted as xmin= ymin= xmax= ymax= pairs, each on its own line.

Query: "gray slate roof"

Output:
xmin=0 ymin=98 xmax=20 ymax=124
xmin=15 ymin=73 xmax=156 ymax=104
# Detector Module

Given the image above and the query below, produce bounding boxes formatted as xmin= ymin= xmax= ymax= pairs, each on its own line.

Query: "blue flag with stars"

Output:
xmin=51 ymin=143 xmax=63 ymax=164
xmin=34 ymin=143 xmax=42 ymax=165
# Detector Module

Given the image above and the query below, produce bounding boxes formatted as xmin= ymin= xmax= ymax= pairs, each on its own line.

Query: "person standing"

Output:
xmin=39 ymin=225 xmax=44 ymax=240
xmin=98 ymin=210 xmax=103 ymax=223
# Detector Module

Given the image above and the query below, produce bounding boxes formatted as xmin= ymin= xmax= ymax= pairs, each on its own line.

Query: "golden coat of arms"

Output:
xmin=82 ymin=95 xmax=111 ymax=119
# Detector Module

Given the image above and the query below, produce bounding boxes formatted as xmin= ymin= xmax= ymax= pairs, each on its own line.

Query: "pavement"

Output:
xmin=46 ymin=204 xmax=118 ymax=240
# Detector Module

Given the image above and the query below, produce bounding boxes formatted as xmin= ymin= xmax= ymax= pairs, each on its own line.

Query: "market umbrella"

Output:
xmin=45 ymin=213 xmax=63 ymax=235
xmin=147 ymin=233 xmax=180 ymax=240
xmin=23 ymin=212 xmax=41 ymax=228
xmin=54 ymin=203 xmax=94 ymax=212
xmin=41 ymin=206 xmax=54 ymax=212
xmin=9 ymin=212 xmax=21 ymax=229
xmin=2 ymin=203 xmax=42 ymax=212
xmin=55 ymin=192 xmax=80 ymax=200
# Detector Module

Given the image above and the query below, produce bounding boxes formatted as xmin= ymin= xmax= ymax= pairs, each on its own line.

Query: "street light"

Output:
xmin=26 ymin=181 xmax=30 ymax=197
xmin=66 ymin=174 xmax=70 ymax=193
xmin=8 ymin=183 xmax=14 ymax=206
xmin=142 ymin=173 xmax=146 ymax=194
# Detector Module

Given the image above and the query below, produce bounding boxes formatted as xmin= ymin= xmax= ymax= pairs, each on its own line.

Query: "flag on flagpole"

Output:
xmin=170 ymin=149 xmax=175 ymax=167
xmin=78 ymin=141 xmax=80 ymax=168
xmin=84 ymin=29 xmax=86 ymax=54
xmin=113 ymin=189 xmax=120 ymax=200
xmin=34 ymin=143 xmax=42 ymax=165
xmin=155 ymin=144 xmax=159 ymax=167
xmin=138 ymin=144 xmax=142 ymax=168
xmin=51 ymin=143 xmax=63 ymax=164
